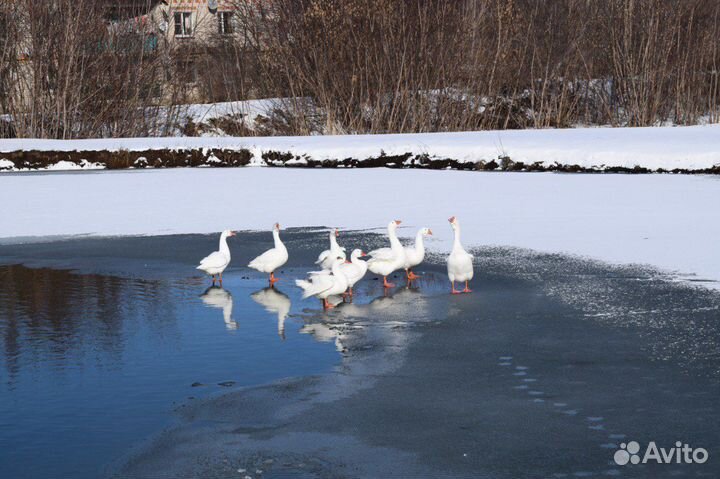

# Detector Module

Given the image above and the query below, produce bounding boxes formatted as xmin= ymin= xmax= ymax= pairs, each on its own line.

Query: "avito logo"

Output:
xmin=614 ymin=441 xmax=709 ymax=466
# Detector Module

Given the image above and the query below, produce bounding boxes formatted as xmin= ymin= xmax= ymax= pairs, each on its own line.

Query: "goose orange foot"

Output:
xmin=383 ymin=277 xmax=395 ymax=288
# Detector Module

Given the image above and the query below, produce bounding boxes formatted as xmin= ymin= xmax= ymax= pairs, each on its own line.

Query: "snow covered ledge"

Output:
xmin=0 ymin=168 xmax=719 ymax=291
xmin=1 ymin=124 xmax=720 ymax=173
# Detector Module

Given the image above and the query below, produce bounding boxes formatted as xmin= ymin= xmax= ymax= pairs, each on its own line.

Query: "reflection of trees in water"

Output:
xmin=0 ymin=265 xmax=176 ymax=384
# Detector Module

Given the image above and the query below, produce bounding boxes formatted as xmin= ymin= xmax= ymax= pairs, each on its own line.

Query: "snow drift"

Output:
xmin=2 ymin=124 xmax=720 ymax=172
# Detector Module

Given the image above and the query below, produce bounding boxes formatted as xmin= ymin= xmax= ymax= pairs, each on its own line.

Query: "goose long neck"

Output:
xmin=273 ymin=229 xmax=284 ymax=249
xmin=330 ymin=233 xmax=339 ymax=250
xmin=452 ymin=225 xmax=463 ymax=251
xmin=219 ymin=233 xmax=231 ymax=258
xmin=415 ymin=230 xmax=425 ymax=253
xmin=389 ymin=225 xmax=402 ymax=251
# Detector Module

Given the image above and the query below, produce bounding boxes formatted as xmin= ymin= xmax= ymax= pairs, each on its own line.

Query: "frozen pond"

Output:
xmin=1 ymin=231 xmax=719 ymax=478
xmin=0 ymin=268 xmax=343 ymax=479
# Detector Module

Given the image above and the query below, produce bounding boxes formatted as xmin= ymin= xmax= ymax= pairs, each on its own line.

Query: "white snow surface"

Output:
xmin=179 ymin=98 xmax=281 ymax=129
xmin=1 ymin=168 xmax=718 ymax=288
xmin=2 ymin=124 xmax=720 ymax=170
xmin=46 ymin=160 xmax=104 ymax=171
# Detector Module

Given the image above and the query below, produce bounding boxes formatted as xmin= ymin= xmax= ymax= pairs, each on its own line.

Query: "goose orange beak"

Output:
xmin=395 ymin=220 xmax=402 ymax=225
xmin=428 ymin=229 xmax=433 ymax=235
xmin=448 ymin=216 xmax=456 ymax=223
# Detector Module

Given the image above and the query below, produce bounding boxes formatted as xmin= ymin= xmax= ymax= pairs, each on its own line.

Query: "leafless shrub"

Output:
xmin=1 ymin=0 xmax=189 ymax=139
xmin=226 ymin=0 xmax=720 ymax=133
xmin=2 ymin=0 xmax=719 ymax=139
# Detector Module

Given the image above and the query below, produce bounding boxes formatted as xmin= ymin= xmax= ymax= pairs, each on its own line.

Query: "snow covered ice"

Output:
xmin=1 ymin=168 xmax=718 ymax=289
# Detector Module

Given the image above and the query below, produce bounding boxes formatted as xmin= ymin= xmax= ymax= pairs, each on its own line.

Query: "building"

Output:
xmin=0 ymin=0 xmax=250 ymax=130
xmin=142 ymin=1 xmax=245 ymax=100
xmin=145 ymin=1 xmax=238 ymax=44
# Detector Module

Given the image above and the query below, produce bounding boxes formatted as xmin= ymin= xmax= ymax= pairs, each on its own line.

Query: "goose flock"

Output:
xmin=196 ymin=216 xmax=474 ymax=309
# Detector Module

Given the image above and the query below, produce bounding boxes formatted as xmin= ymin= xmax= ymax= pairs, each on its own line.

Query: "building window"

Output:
xmin=218 ymin=11 xmax=233 ymax=35
xmin=174 ymin=12 xmax=192 ymax=37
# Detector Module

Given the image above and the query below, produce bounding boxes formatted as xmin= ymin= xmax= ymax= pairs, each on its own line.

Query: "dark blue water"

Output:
xmin=0 ymin=265 xmax=340 ymax=479
xmin=5 ymin=232 xmax=719 ymax=479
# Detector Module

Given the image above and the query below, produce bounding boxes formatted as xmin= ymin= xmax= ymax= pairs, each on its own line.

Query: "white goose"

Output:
xmin=248 ymin=223 xmax=288 ymax=286
xmin=311 ymin=248 xmax=368 ymax=297
xmin=447 ymin=216 xmax=474 ymax=294
xmin=367 ymin=220 xmax=406 ymax=288
xmin=296 ymin=257 xmax=349 ymax=309
xmin=340 ymin=249 xmax=368 ymax=296
xmin=403 ymin=227 xmax=432 ymax=281
xmin=196 ymin=229 xmax=236 ymax=285
xmin=316 ymin=228 xmax=346 ymax=269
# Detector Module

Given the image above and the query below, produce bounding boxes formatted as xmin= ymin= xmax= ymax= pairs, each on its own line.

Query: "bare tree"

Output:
xmin=2 ymin=0 xmax=719 ymax=139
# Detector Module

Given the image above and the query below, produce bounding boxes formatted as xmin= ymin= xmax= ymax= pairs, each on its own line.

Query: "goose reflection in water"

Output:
xmin=250 ymin=287 xmax=291 ymax=339
xmin=200 ymin=286 xmax=237 ymax=330
xmin=338 ymin=284 xmax=426 ymax=319
xmin=300 ymin=322 xmax=346 ymax=352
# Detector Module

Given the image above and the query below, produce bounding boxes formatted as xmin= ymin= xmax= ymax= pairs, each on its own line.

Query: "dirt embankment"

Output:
xmin=1 ymin=148 xmax=719 ymax=174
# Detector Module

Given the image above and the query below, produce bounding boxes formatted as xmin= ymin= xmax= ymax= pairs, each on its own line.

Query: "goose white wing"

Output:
xmin=249 ymin=248 xmax=273 ymax=265
xmin=295 ymin=274 xmax=335 ymax=298
xmin=341 ymin=262 xmax=366 ymax=285
xmin=367 ymin=247 xmax=395 ymax=261
xmin=316 ymin=249 xmax=331 ymax=265
xmin=403 ymin=246 xmax=421 ymax=268
xmin=447 ymin=248 xmax=474 ymax=281
xmin=309 ymin=269 xmax=332 ymax=276
xmin=248 ymin=248 xmax=283 ymax=271
xmin=316 ymin=248 xmax=347 ymax=267
xmin=197 ymin=251 xmax=228 ymax=270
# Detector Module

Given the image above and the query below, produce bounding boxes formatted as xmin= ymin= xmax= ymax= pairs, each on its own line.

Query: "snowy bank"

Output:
xmin=2 ymin=124 xmax=720 ymax=172
xmin=1 ymin=169 xmax=719 ymax=290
